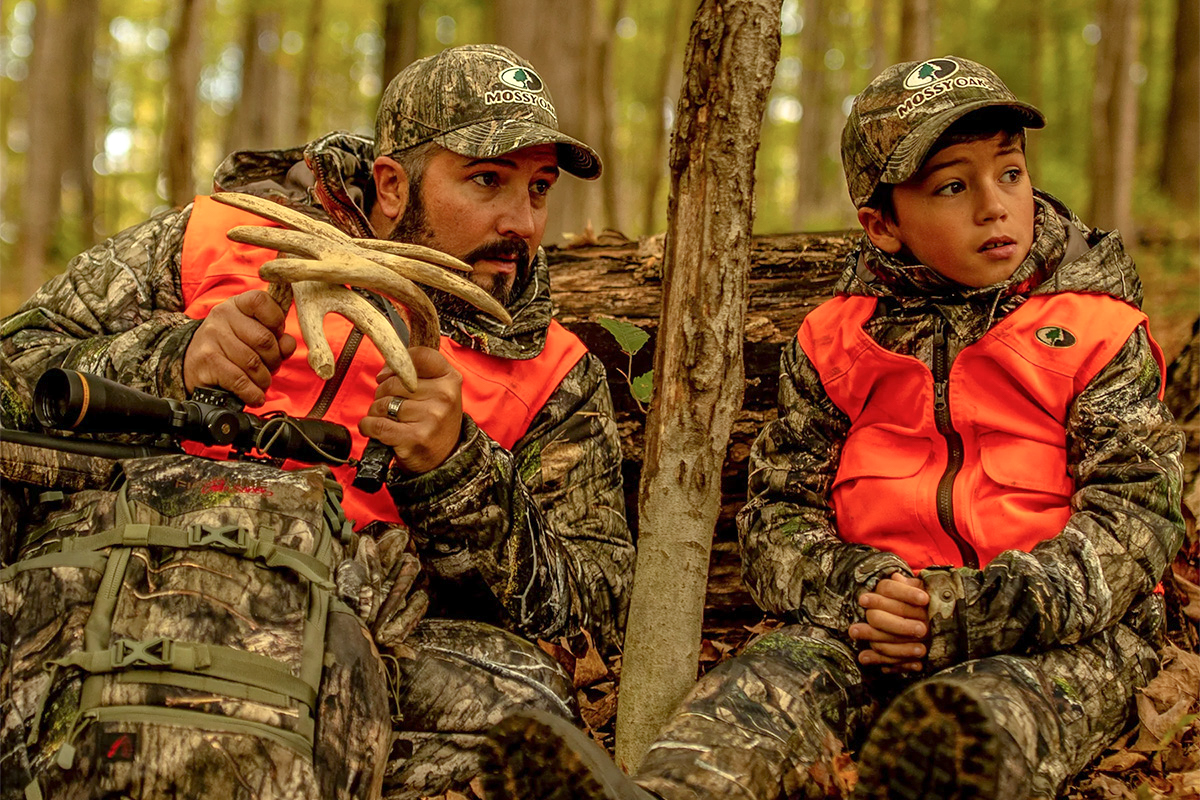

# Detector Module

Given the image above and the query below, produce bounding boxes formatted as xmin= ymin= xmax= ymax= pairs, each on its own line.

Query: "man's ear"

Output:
xmin=857 ymin=206 xmax=903 ymax=254
xmin=371 ymin=156 xmax=410 ymax=228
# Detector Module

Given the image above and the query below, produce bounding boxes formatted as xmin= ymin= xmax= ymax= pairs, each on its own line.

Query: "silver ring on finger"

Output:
xmin=386 ymin=396 xmax=405 ymax=421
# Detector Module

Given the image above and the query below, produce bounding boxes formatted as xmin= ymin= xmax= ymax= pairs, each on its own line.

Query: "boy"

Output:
xmin=480 ymin=56 xmax=1184 ymax=800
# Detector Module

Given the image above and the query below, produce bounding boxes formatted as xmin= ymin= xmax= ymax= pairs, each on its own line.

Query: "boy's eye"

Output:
xmin=934 ymin=181 xmax=965 ymax=196
xmin=472 ymin=173 xmax=500 ymax=188
xmin=1000 ymin=167 xmax=1024 ymax=184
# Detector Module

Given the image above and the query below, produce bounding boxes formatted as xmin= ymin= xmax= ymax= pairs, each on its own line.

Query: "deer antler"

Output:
xmin=211 ymin=192 xmax=511 ymax=392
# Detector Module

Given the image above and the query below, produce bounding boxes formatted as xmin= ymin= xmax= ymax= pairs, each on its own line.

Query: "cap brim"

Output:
xmin=881 ymin=100 xmax=1045 ymax=185
xmin=437 ymin=119 xmax=602 ymax=180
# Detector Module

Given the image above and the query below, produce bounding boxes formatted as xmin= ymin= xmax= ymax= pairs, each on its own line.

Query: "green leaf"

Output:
xmin=598 ymin=317 xmax=650 ymax=356
xmin=630 ymin=370 xmax=654 ymax=403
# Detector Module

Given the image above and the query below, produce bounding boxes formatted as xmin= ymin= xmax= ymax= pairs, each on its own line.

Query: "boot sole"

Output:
xmin=482 ymin=708 xmax=649 ymax=800
xmin=855 ymin=680 xmax=1001 ymax=800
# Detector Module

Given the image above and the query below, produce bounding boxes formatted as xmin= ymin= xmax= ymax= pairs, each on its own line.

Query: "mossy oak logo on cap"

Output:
xmin=499 ymin=66 xmax=544 ymax=93
xmin=904 ymin=59 xmax=960 ymax=90
xmin=1036 ymin=326 xmax=1077 ymax=348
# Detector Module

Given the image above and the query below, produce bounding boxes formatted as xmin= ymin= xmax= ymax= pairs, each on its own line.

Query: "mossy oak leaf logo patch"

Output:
xmin=499 ymin=66 xmax=544 ymax=93
xmin=903 ymin=58 xmax=959 ymax=90
xmin=1036 ymin=326 xmax=1077 ymax=348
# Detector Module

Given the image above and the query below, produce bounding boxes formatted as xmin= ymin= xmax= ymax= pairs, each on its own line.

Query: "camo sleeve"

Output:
xmin=385 ymin=353 xmax=634 ymax=652
xmin=922 ymin=326 xmax=1185 ymax=669
xmin=737 ymin=338 xmax=912 ymax=635
xmin=0 ymin=207 xmax=199 ymax=399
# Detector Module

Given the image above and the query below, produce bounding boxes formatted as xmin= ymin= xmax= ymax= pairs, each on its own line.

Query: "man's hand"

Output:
xmin=183 ymin=290 xmax=296 ymax=406
xmin=849 ymin=572 xmax=930 ymax=673
xmin=359 ymin=346 xmax=463 ymax=475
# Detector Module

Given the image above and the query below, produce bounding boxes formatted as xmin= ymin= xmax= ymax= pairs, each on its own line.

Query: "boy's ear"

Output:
xmin=372 ymin=156 xmax=410 ymax=223
xmin=857 ymin=206 xmax=903 ymax=254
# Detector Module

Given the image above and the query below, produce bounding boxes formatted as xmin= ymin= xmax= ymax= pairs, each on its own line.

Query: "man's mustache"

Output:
xmin=463 ymin=238 xmax=530 ymax=269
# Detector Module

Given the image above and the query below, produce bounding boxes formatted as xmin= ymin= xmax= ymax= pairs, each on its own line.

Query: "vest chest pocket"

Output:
xmin=977 ymin=432 xmax=1073 ymax=496
xmin=832 ymin=426 xmax=936 ymax=548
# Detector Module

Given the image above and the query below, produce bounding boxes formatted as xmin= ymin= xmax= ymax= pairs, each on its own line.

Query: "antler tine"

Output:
xmin=212 ymin=192 xmax=352 ymax=242
xmin=359 ymin=239 xmax=473 ymax=272
xmin=353 ymin=249 xmax=512 ymax=327
xmin=292 ymin=281 xmax=420 ymax=392
xmin=260 ymin=258 xmax=442 ymax=349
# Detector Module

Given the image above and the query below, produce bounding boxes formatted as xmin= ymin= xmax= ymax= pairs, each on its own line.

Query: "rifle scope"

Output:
xmin=33 ymin=368 xmax=352 ymax=466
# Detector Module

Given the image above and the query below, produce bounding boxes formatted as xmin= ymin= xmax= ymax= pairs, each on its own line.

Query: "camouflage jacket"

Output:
xmin=0 ymin=133 xmax=634 ymax=652
xmin=737 ymin=191 xmax=1184 ymax=671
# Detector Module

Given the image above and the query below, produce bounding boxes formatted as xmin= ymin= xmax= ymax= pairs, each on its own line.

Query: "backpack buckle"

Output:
xmin=187 ymin=523 xmax=249 ymax=552
xmin=112 ymin=637 xmax=173 ymax=668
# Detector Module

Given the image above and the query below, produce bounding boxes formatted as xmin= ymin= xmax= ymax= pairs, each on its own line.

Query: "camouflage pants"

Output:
xmin=635 ymin=623 xmax=1158 ymax=800
xmin=381 ymin=618 xmax=579 ymax=800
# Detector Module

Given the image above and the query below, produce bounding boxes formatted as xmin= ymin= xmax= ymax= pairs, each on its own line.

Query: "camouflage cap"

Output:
xmin=375 ymin=44 xmax=602 ymax=179
xmin=841 ymin=56 xmax=1044 ymax=207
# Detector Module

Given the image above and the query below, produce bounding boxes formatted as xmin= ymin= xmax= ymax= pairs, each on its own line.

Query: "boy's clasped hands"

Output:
xmin=850 ymin=572 xmax=930 ymax=673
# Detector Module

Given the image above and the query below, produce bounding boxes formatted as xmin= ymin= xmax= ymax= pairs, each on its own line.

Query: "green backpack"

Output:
xmin=0 ymin=452 xmax=392 ymax=800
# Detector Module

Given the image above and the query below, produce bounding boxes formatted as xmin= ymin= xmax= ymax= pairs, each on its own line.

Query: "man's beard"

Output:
xmin=390 ymin=189 xmax=531 ymax=320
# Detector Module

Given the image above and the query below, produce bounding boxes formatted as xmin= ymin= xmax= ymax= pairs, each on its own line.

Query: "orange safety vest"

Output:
xmin=179 ymin=195 xmax=587 ymax=527
xmin=798 ymin=293 xmax=1164 ymax=571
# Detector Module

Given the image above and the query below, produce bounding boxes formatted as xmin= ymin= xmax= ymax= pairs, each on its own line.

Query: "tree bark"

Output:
xmin=163 ymin=0 xmax=207 ymax=208
xmin=1158 ymin=0 xmax=1199 ymax=210
xmin=613 ymin=0 xmax=782 ymax=771
xmin=1088 ymin=0 xmax=1141 ymax=235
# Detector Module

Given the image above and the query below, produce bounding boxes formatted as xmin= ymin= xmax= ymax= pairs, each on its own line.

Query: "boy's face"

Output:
xmin=858 ymin=132 xmax=1035 ymax=288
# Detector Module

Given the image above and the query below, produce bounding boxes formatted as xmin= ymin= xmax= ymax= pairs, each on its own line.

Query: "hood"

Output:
xmin=212 ymin=133 xmax=553 ymax=359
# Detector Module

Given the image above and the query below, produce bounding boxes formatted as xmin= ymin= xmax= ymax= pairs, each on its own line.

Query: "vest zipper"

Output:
xmin=932 ymin=317 xmax=979 ymax=568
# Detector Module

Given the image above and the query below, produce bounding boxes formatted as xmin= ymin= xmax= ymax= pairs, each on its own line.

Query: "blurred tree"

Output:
xmin=381 ymin=0 xmax=419 ymax=84
xmin=639 ymin=0 xmax=688 ymax=237
xmin=15 ymin=0 xmax=98 ymax=299
xmin=163 ymin=0 xmax=207 ymax=207
xmin=1158 ymin=0 xmax=1198 ymax=210
xmin=596 ymin=0 xmax=625 ymax=232
xmin=792 ymin=0 xmax=830 ymax=228
xmin=223 ymin=4 xmax=286 ymax=153
xmin=897 ymin=0 xmax=933 ymax=62
xmin=494 ymin=0 xmax=602 ymax=245
xmin=1089 ymin=0 xmax=1142 ymax=235
xmin=295 ymin=0 xmax=326 ymax=140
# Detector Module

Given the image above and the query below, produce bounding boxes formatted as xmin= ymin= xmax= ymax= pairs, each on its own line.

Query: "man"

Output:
xmin=1 ymin=44 xmax=634 ymax=799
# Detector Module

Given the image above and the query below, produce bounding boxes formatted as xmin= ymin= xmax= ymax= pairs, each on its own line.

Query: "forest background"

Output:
xmin=0 ymin=0 xmax=1197 ymax=362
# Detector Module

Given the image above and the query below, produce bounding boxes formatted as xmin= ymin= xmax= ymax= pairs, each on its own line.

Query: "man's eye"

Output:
xmin=531 ymin=180 xmax=553 ymax=196
xmin=472 ymin=173 xmax=499 ymax=188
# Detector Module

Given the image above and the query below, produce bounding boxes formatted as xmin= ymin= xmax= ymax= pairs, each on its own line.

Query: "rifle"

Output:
xmin=0 ymin=368 xmax=352 ymax=467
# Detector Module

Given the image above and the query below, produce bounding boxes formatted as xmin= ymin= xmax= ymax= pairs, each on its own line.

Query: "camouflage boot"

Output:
xmin=482 ymin=709 xmax=659 ymax=800
xmin=854 ymin=676 xmax=1030 ymax=800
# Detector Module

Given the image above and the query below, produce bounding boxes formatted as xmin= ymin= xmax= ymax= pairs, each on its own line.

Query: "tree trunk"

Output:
xmin=17 ymin=0 xmax=71 ymax=299
xmin=63 ymin=0 xmax=98 ymax=247
xmin=869 ymin=0 xmax=889 ymax=74
xmin=295 ymin=0 xmax=325 ymax=141
xmin=1088 ymin=0 xmax=1141 ymax=235
xmin=792 ymin=0 xmax=828 ymax=228
xmin=1158 ymin=0 xmax=1199 ymax=210
xmin=613 ymin=0 xmax=782 ymax=772
xmin=494 ymin=0 xmax=603 ymax=244
xmin=640 ymin=0 xmax=688 ymax=237
xmin=381 ymin=0 xmax=420 ymax=84
xmin=897 ymin=0 xmax=933 ymax=62
xmin=224 ymin=8 xmax=285 ymax=153
xmin=163 ymin=0 xmax=207 ymax=208
xmin=596 ymin=0 xmax=626 ymax=234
